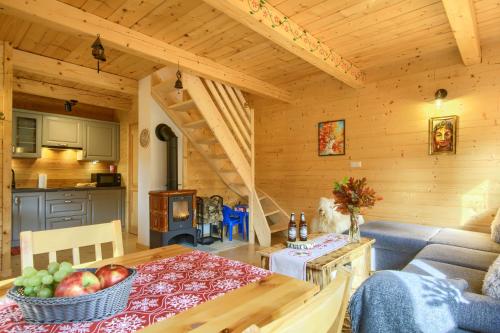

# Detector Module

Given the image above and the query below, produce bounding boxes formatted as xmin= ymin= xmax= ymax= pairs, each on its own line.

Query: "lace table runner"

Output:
xmin=270 ymin=233 xmax=349 ymax=280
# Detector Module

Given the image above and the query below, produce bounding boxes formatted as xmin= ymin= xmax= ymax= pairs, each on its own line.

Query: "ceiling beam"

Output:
xmin=0 ymin=0 xmax=291 ymax=102
xmin=13 ymin=50 xmax=138 ymax=96
xmin=442 ymin=0 xmax=481 ymax=65
xmin=13 ymin=77 xmax=132 ymax=111
xmin=202 ymin=0 xmax=365 ymax=88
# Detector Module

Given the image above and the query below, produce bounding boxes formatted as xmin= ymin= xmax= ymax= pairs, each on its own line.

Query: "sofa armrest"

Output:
xmin=458 ymin=292 xmax=500 ymax=333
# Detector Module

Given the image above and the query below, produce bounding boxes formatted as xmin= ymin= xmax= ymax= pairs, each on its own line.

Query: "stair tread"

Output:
xmin=207 ymin=153 xmax=227 ymax=160
xmin=168 ymin=99 xmax=196 ymax=112
xmin=184 ymin=119 xmax=207 ymax=129
xmin=270 ymin=222 xmax=288 ymax=233
xmin=258 ymin=194 xmax=268 ymax=201
xmin=264 ymin=209 xmax=280 ymax=217
xmin=197 ymin=137 xmax=218 ymax=145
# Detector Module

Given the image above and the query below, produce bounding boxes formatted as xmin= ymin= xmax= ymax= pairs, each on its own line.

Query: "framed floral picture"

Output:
xmin=429 ymin=115 xmax=458 ymax=155
xmin=318 ymin=119 xmax=345 ymax=156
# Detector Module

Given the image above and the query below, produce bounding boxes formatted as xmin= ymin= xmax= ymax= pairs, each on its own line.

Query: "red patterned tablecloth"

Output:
xmin=0 ymin=250 xmax=271 ymax=333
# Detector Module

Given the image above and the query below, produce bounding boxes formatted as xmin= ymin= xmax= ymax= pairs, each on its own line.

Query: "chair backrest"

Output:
xmin=20 ymin=220 xmax=124 ymax=269
xmin=242 ymin=267 xmax=353 ymax=333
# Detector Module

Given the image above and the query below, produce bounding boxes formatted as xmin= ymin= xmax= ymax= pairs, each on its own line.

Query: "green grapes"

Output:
xmin=41 ymin=275 xmax=54 ymax=285
xmin=53 ymin=270 xmax=67 ymax=283
xmin=47 ymin=262 xmax=59 ymax=274
xmin=15 ymin=261 xmax=74 ymax=298
xmin=22 ymin=267 xmax=37 ymax=278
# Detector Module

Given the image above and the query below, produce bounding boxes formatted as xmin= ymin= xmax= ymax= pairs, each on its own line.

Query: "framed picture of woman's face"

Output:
xmin=429 ymin=115 xmax=458 ymax=155
xmin=318 ymin=119 xmax=345 ymax=156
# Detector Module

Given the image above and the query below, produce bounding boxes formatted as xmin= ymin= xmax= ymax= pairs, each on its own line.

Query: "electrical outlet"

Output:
xmin=350 ymin=161 xmax=362 ymax=168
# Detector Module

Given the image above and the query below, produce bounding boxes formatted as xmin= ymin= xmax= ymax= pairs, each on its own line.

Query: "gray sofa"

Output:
xmin=349 ymin=221 xmax=500 ymax=333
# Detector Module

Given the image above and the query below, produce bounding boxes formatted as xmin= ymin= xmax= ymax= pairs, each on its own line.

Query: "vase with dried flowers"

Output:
xmin=332 ymin=177 xmax=382 ymax=243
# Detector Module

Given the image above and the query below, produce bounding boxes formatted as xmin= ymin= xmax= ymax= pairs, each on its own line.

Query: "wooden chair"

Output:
xmin=20 ymin=220 xmax=124 ymax=269
xmin=242 ymin=267 xmax=353 ymax=333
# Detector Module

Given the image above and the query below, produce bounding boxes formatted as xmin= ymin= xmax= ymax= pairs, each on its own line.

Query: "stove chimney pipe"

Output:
xmin=155 ymin=124 xmax=178 ymax=190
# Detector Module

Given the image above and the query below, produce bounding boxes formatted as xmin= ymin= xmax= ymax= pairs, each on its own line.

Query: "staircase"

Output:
xmin=150 ymin=67 xmax=288 ymax=246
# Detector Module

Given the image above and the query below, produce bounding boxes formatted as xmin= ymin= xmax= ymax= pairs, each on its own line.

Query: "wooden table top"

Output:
xmin=257 ymin=233 xmax=375 ymax=270
xmin=0 ymin=245 xmax=319 ymax=333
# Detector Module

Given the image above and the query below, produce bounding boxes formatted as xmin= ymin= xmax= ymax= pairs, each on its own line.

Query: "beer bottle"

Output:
xmin=288 ymin=213 xmax=297 ymax=242
xmin=299 ymin=212 xmax=308 ymax=241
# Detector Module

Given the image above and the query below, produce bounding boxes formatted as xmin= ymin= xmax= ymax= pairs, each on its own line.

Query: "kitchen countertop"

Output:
xmin=12 ymin=186 xmax=126 ymax=193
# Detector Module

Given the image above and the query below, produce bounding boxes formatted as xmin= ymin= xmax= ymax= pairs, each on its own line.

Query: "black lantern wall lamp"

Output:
xmin=91 ymin=34 xmax=106 ymax=73
xmin=174 ymin=62 xmax=183 ymax=94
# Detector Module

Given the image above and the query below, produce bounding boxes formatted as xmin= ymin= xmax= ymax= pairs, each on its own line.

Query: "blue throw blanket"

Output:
xmin=349 ymin=271 xmax=470 ymax=333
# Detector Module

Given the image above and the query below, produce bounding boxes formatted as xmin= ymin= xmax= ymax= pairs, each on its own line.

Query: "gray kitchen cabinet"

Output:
xmin=42 ymin=115 xmax=84 ymax=148
xmin=12 ymin=192 xmax=46 ymax=247
xmin=12 ymin=110 xmax=42 ymax=158
xmin=46 ymin=198 xmax=87 ymax=219
xmin=88 ymin=189 xmax=123 ymax=225
xmin=46 ymin=216 xmax=86 ymax=230
xmin=78 ymin=121 xmax=119 ymax=161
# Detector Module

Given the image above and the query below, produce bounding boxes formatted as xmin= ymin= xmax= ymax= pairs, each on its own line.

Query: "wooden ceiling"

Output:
xmin=0 ymin=0 xmax=499 ymax=95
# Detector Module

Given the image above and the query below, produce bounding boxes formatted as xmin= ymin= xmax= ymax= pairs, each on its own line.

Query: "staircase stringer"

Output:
xmin=183 ymin=74 xmax=252 ymax=191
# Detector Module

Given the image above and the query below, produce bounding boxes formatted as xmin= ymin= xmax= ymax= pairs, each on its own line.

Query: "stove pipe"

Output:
xmin=155 ymin=124 xmax=178 ymax=190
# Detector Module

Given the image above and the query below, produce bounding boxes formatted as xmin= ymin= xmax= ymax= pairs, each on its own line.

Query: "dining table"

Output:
xmin=0 ymin=245 xmax=319 ymax=332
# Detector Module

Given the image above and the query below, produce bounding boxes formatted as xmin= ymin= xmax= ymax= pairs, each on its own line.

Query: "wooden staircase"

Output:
xmin=150 ymin=67 xmax=288 ymax=246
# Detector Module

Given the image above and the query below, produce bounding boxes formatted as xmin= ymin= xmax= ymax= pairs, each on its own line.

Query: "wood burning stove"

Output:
xmin=149 ymin=123 xmax=197 ymax=248
xmin=149 ymin=190 xmax=197 ymax=248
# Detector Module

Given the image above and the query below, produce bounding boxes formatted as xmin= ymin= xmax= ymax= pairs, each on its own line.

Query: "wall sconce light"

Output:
xmin=64 ymin=99 xmax=78 ymax=112
xmin=174 ymin=62 xmax=183 ymax=95
xmin=91 ymin=34 xmax=106 ymax=73
xmin=434 ymin=89 xmax=447 ymax=109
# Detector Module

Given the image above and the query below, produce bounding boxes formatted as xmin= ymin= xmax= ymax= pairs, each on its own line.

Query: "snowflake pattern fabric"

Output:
xmin=0 ymin=250 xmax=271 ymax=332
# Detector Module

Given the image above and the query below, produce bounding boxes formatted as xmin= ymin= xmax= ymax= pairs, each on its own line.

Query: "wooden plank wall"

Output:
xmin=252 ymin=45 xmax=500 ymax=234
xmin=183 ymin=140 xmax=243 ymax=206
xmin=0 ymin=41 xmax=13 ymax=277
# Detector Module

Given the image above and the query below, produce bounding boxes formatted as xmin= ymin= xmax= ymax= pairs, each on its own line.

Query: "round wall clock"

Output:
xmin=140 ymin=128 xmax=150 ymax=148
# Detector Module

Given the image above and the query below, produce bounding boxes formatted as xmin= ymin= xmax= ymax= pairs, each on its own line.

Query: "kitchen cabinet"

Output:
xmin=88 ymin=189 xmax=123 ymax=225
xmin=42 ymin=115 xmax=84 ymax=148
xmin=46 ymin=216 xmax=86 ymax=230
xmin=11 ymin=188 xmax=125 ymax=245
xmin=12 ymin=192 xmax=46 ymax=247
xmin=78 ymin=121 xmax=119 ymax=161
xmin=12 ymin=110 xmax=42 ymax=158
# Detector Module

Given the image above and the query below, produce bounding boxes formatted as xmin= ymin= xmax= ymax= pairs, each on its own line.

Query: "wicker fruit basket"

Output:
xmin=7 ymin=268 xmax=137 ymax=324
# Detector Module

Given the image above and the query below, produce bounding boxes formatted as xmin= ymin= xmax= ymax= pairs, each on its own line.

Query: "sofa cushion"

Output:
xmin=416 ymin=244 xmax=498 ymax=271
xmin=359 ymin=221 xmax=440 ymax=253
xmin=403 ymin=259 xmax=485 ymax=293
xmin=371 ymin=247 xmax=416 ymax=271
xmin=482 ymin=255 xmax=500 ymax=299
xmin=491 ymin=208 xmax=500 ymax=244
xmin=430 ymin=228 xmax=500 ymax=253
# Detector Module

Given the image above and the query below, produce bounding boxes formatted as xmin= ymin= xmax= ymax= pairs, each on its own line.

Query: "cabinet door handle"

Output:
xmin=12 ymin=145 xmax=15 ymax=154
xmin=64 ymin=193 xmax=71 ymax=197
xmin=64 ymin=200 xmax=72 ymax=203
xmin=14 ymin=197 xmax=20 ymax=205
xmin=64 ymin=217 xmax=71 ymax=221
xmin=88 ymin=194 xmax=92 ymax=201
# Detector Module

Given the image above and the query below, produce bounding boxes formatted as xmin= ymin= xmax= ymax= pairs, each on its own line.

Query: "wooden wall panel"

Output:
xmin=12 ymin=148 xmax=111 ymax=188
xmin=0 ymin=41 xmax=13 ymax=277
xmin=252 ymin=45 xmax=500 ymax=234
xmin=183 ymin=140 xmax=243 ymax=206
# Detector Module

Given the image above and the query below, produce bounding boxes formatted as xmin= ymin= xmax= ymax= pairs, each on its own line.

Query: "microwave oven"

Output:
xmin=91 ymin=173 xmax=121 ymax=187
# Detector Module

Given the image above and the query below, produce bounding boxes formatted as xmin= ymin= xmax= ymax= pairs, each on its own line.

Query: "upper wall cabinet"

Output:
xmin=42 ymin=116 xmax=84 ymax=148
xmin=12 ymin=110 xmax=42 ymax=158
xmin=78 ymin=121 xmax=119 ymax=161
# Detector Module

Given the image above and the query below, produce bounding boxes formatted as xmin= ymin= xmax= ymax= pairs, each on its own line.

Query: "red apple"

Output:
xmin=54 ymin=271 xmax=101 ymax=297
xmin=95 ymin=264 xmax=129 ymax=289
